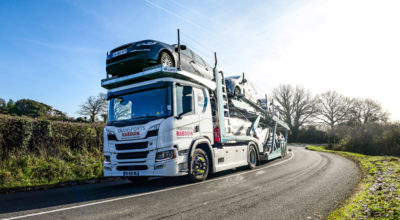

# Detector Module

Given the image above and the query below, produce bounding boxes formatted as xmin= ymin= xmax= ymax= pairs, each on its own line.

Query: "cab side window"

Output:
xmin=176 ymin=85 xmax=193 ymax=116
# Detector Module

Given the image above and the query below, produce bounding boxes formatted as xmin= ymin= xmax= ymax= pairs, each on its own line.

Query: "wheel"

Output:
xmin=188 ymin=148 xmax=209 ymax=182
xmin=248 ymin=145 xmax=257 ymax=169
xmin=234 ymin=87 xmax=241 ymax=97
xmin=128 ymin=176 xmax=149 ymax=185
xmin=158 ymin=52 xmax=174 ymax=67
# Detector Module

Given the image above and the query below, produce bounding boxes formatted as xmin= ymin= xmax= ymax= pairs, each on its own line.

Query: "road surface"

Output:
xmin=0 ymin=145 xmax=360 ymax=220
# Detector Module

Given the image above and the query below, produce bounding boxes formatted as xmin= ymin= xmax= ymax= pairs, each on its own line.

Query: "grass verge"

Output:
xmin=0 ymin=147 xmax=103 ymax=192
xmin=307 ymin=145 xmax=400 ymax=219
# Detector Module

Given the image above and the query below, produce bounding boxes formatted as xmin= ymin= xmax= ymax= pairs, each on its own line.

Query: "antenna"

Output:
xmin=214 ymin=52 xmax=218 ymax=68
xmin=177 ymin=29 xmax=181 ymax=70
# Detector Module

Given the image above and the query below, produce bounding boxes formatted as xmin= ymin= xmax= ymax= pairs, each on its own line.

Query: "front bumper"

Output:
xmin=103 ymin=156 xmax=187 ymax=177
xmin=103 ymin=138 xmax=188 ymax=177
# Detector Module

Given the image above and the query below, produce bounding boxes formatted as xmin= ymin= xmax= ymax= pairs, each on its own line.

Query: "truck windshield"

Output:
xmin=108 ymin=87 xmax=172 ymax=125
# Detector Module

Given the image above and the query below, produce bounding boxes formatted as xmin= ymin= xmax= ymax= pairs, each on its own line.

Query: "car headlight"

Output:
xmin=136 ymin=41 xmax=157 ymax=47
xmin=156 ymin=150 xmax=176 ymax=161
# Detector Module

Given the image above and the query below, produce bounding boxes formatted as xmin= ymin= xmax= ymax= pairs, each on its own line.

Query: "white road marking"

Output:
xmin=3 ymin=151 xmax=295 ymax=220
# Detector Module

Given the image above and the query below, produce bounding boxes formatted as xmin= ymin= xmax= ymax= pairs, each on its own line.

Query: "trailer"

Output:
xmin=101 ymin=58 xmax=289 ymax=182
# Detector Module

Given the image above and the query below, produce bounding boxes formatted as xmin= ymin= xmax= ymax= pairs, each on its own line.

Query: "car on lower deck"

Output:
xmin=106 ymin=40 xmax=213 ymax=80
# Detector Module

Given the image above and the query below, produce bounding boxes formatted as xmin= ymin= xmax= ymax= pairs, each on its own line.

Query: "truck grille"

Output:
xmin=115 ymin=142 xmax=148 ymax=150
xmin=116 ymin=151 xmax=148 ymax=160
xmin=117 ymin=165 xmax=148 ymax=171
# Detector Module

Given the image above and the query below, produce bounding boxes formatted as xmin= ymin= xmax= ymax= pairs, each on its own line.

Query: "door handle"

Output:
xmin=195 ymin=125 xmax=200 ymax=132
xmin=190 ymin=60 xmax=196 ymax=64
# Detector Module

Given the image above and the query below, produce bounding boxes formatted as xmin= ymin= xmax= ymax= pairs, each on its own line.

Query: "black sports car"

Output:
xmin=106 ymin=40 xmax=213 ymax=80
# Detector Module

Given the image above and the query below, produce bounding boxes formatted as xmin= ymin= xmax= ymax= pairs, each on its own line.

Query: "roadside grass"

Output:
xmin=307 ymin=145 xmax=400 ymax=219
xmin=0 ymin=147 xmax=103 ymax=191
xmin=0 ymin=115 xmax=105 ymax=192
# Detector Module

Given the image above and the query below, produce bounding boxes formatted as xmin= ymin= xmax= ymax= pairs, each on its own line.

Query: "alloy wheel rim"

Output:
xmin=193 ymin=155 xmax=207 ymax=176
xmin=161 ymin=55 xmax=173 ymax=67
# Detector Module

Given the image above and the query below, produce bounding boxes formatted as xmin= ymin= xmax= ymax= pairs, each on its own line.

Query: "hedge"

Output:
xmin=0 ymin=114 xmax=105 ymax=190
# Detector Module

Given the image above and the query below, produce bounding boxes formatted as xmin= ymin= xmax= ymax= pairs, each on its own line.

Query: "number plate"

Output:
xmin=123 ymin=171 xmax=139 ymax=176
xmin=112 ymin=49 xmax=127 ymax=58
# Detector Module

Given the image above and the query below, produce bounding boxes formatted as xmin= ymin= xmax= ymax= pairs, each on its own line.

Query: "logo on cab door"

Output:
xmin=176 ymin=127 xmax=194 ymax=138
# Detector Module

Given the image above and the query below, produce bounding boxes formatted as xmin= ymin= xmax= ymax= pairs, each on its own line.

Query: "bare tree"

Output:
xmin=316 ymin=90 xmax=351 ymax=130
xmin=272 ymin=85 xmax=318 ymax=141
xmin=349 ymin=98 xmax=388 ymax=124
xmin=77 ymin=93 xmax=107 ymax=123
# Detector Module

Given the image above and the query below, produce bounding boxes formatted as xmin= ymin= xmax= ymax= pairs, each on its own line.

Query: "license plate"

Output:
xmin=123 ymin=171 xmax=139 ymax=176
xmin=112 ymin=49 xmax=127 ymax=58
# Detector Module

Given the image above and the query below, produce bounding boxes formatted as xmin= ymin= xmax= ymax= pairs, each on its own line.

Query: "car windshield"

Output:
xmin=108 ymin=87 xmax=172 ymax=125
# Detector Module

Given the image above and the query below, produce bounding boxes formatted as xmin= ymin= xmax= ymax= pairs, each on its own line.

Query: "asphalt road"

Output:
xmin=0 ymin=145 xmax=360 ymax=220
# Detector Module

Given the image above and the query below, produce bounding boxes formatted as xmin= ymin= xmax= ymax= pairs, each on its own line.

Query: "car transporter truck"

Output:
xmin=101 ymin=44 xmax=290 ymax=183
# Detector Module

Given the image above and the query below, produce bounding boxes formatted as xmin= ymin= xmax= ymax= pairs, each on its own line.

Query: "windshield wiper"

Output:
xmin=108 ymin=116 xmax=160 ymax=126
xmin=132 ymin=115 xmax=159 ymax=120
xmin=108 ymin=119 xmax=132 ymax=125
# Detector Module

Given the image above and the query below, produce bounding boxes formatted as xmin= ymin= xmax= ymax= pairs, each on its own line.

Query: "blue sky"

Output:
xmin=1 ymin=0 xmax=400 ymax=120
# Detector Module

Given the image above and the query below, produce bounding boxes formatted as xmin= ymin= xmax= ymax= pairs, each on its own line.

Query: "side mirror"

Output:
xmin=175 ymin=45 xmax=187 ymax=52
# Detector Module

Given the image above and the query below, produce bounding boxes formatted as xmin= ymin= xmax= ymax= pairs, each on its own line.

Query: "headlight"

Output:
xmin=136 ymin=41 xmax=157 ymax=47
xmin=149 ymin=124 xmax=160 ymax=131
xmin=156 ymin=150 xmax=176 ymax=161
xmin=107 ymin=131 xmax=117 ymax=141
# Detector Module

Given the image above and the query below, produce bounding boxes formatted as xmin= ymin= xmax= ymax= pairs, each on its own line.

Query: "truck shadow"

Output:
xmin=0 ymin=155 xmax=289 ymax=216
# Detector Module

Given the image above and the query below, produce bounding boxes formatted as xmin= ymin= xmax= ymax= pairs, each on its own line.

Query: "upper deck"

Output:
xmin=101 ymin=65 xmax=216 ymax=90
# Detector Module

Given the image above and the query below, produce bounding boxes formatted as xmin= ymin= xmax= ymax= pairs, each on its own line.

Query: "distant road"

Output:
xmin=0 ymin=145 xmax=360 ymax=220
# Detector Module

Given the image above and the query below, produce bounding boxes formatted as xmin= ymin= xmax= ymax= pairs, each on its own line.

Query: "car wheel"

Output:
xmin=188 ymin=148 xmax=209 ymax=182
xmin=158 ymin=52 xmax=174 ymax=67
xmin=234 ymin=87 xmax=241 ymax=97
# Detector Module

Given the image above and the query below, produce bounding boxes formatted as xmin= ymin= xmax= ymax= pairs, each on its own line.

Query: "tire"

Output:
xmin=188 ymin=148 xmax=209 ymax=182
xmin=248 ymin=145 xmax=257 ymax=169
xmin=128 ymin=176 xmax=149 ymax=185
xmin=234 ymin=87 xmax=241 ymax=97
xmin=158 ymin=51 xmax=174 ymax=67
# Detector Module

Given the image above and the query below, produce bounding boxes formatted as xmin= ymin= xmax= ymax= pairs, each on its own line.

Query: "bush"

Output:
xmin=290 ymin=125 xmax=329 ymax=144
xmin=0 ymin=114 xmax=105 ymax=190
xmin=333 ymin=123 xmax=400 ymax=156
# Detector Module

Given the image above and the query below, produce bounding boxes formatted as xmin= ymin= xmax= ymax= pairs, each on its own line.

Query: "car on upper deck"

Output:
xmin=106 ymin=40 xmax=213 ymax=80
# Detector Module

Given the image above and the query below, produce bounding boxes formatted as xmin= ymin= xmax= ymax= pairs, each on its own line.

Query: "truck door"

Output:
xmin=174 ymin=84 xmax=200 ymax=148
xmin=196 ymin=88 xmax=213 ymax=141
